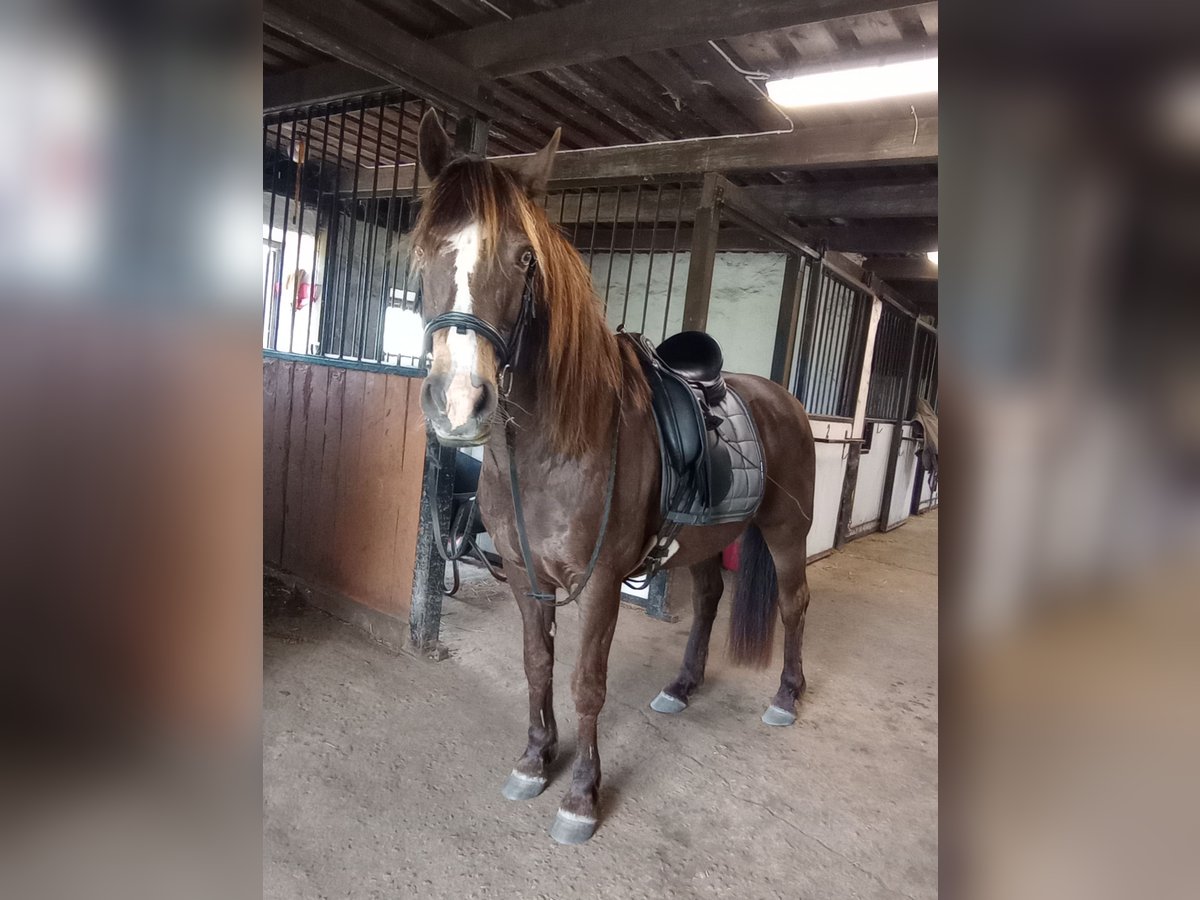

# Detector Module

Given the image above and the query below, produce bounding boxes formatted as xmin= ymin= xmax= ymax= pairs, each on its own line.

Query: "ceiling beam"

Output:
xmin=431 ymin=0 xmax=916 ymax=78
xmin=345 ymin=117 xmax=938 ymax=194
xmin=264 ymin=61 xmax=386 ymax=113
xmin=262 ymin=1 xmax=497 ymax=117
xmin=545 ymin=178 xmax=939 ymax=225
xmin=864 ymin=256 xmax=939 ymax=280
xmin=788 ymin=222 xmax=939 ymax=254
xmin=745 ymin=179 xmax=938 ymax=219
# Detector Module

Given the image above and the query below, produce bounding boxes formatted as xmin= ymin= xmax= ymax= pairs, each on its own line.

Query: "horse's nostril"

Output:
xmin=473 ymin=382 xmax=496 ymax=420
xmin=421 ymin=377 xmax=449 ymax=414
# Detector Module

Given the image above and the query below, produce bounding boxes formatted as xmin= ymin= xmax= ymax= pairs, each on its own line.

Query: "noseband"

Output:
xmin=422 ymin=257 xmax=538 ymax=382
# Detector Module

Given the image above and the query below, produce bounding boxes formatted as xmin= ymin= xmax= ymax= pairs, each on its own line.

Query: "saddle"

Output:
xmin=623 ymin=331 xmax=764 ymax=534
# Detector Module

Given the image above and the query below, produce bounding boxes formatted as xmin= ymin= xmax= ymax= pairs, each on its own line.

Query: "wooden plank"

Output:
xmin=280 ymin=362 xmax=313 ymax=571
xmin=746 ymin=179 xmax=938 ymax=219
xmin=354 ymin=372 xmax=405 ymax=615
xmin=295 ymin=364 xmax=331 ymax=572
xmin=263 ymin=358 xmax=292 ymax=567
xmin=771 ymin=254 xmax=805 ymax=386
xmin=387 ymin=377 xmax=427 ymax=621
xmin=312 ymin=365 xmax=347 ymax=581
xmin=264 ymin=61 xmax=385 ymax=112
xmin=343 ymin=370 xmax=389 ymax=609
xmin=431 ymin=0 xmax=914 ymax=77
xmin=863 ymin=255 xmax=939 ymax=280
xmin=789 ymin=222 xmax=938 ymax=254
xmin=350 ymin=117 xmax=938 ymax=194
xmin=331 ymin=369 xmax=368 ymax=590
xmin=682 ymin=174 xmax=722 ymax=331
xmin=263 ymin=0 xmax=497 ymax=117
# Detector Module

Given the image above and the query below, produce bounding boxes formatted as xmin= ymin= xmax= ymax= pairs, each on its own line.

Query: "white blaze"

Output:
xmin=443 ymin=222 xmax=483 ymax=429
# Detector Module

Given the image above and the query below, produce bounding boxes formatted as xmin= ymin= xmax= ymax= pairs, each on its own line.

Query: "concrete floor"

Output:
xmin=264 ymin=512 xmax=937 ymax=900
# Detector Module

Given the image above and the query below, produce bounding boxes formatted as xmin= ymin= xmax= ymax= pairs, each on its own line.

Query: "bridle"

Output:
xmin=420 ymin=253 xmax=621 ymax=608
xmin=422 ymin=256 xmax=539 ymax=390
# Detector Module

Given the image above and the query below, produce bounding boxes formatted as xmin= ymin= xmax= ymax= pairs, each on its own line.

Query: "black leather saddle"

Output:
xmin=623 ymin=330 xmax=734 ymax=526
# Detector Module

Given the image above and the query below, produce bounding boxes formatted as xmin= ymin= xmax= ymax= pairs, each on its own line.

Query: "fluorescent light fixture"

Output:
xmin=766 ymin=57 xmax=937 ymax=108
xmin=927 ymin=251 xmax=938 ymax=266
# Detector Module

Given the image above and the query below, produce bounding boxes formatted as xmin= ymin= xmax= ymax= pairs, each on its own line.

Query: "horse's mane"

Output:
xmin=412 ymin=158 xmax=647 ymax=458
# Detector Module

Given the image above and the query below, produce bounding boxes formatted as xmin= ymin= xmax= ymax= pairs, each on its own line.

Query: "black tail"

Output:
xmin=727 ymin=524 xmax=779 ymax=668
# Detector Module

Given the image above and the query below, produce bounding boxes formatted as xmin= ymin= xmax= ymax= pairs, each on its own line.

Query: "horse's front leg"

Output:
xmin=550 ymin=572 xmax=621 ymax=844
xmin=502 ymin=569 xmax=558 ymax=801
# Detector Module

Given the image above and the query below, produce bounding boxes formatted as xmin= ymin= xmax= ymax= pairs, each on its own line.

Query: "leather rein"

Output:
xmin=422 ymin=257 xmax=621 ymax=608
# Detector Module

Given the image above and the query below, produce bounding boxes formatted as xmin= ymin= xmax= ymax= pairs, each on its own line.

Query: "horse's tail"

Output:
xmin=727 ymin=523 xmax=779 ymax=668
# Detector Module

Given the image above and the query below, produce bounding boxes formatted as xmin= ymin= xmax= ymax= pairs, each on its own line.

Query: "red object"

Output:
xmin=721 ymin=539 xmax=741 ymax=572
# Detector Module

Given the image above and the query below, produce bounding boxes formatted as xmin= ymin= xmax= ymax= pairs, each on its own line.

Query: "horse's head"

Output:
xmin=413 ymin=110 xmax=560 ymax=446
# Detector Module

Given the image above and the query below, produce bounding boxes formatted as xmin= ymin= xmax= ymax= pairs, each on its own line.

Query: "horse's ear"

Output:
xmin=517 ymin=128 xmax=561 ymax=199
xmin=418 ymin=109 xmax=453 ymax=181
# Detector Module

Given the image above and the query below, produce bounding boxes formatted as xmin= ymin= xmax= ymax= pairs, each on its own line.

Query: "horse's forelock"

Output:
xmin=416 ymin=157 xmax=647 ymax=457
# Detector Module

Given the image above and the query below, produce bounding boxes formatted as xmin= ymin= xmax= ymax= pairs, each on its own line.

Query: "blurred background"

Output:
xmin=944 ymin=2 xmax=1200 ymax=898
xmin=0 ymin=0 xmax=1197 ymax=897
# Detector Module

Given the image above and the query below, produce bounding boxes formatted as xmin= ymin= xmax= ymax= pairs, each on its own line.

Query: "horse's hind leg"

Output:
xmin=760 ymin=531 xmax=812 ymax=727
xmin=650 ymin=555 xmax=724 ymax=714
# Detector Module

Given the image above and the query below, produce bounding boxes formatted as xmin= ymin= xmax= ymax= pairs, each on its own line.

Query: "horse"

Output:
xmin=413 ymin=110 xmax=816 ymax=844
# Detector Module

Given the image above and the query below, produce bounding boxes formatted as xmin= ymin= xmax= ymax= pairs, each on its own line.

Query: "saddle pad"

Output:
xmin=704 ymin=386 xmax=765 ymax=525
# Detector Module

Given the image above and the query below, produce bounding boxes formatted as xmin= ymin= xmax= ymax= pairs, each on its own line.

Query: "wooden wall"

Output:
xmin=263 ymin=356 xmax=427 ymax=619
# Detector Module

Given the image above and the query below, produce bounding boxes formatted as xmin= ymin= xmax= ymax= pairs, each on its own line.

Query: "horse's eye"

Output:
xmin=518 ymin=249 xmax=533 ymax=269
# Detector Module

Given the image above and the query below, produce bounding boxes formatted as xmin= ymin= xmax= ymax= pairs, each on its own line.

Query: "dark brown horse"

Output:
xmin=414 ymin=111 xmax=816 ymax=844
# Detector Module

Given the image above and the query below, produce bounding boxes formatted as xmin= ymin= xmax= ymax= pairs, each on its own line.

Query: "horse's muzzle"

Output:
xmin=421 ymin=373 xmax=497 ymax=446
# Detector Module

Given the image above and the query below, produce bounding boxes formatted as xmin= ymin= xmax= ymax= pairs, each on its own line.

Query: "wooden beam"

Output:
xmin=745 ymin=180 xmax=938 ymax=219
xmin=788 ymin=223 xmax=938 ymax=254
xmin=682 ymin=175 xmax=723 ymax=331
xmin=348 ymin=117 xmax=938 ymax=195
xmin=262 ymin=1 xmax=497 ymax=117
xmin=431 ymin=0 xmax=915 ymax=78
xmin=264 ymin=62 xmax=386 ymax=112
xmin=864 ymin=256 xmax=939 ymax=280
xmin=770 ymin=254 xmax=806 ymax=387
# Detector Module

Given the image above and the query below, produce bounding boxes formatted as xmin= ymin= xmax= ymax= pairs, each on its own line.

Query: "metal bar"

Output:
xmin=277 ymin=120 xmax=299 ymax=353
xmin=877 ymin=317 xmax=921 ymax=529
xmin=662 ymin=182 xmax=685 ymax=341
xmin=401 ymin=100 xmax=428 ymax=310
xmin=304 ymin=102 xmax=333 ymax=359
xmin=639 ymin=185 xmax=664 ymax=334
xmin=808 ymin=274 xmax=834 ymax=413
xmin=587 ymin=186 xmax=603 ymax=271
xmin=793 ymin=258 xmax=823 ymax=402
xmin=318 ymin=100 xmax=352 ymax=357
xmin=264 ymin=121 xmax=285 ymax=350
xmin=376 ymin=94 xmax=408 ymax=364
xmin=337 ymin=95 xmax=370 ymax=360
xmin=357 ymin=96 xmax=388 ymax=361
xmin=602 ymin=187 xmax=622 ymax=310
xmin=620 ymin=185 xmax=643 ymax=327
xmin=570 ymin=189 xmax=585 ymax=245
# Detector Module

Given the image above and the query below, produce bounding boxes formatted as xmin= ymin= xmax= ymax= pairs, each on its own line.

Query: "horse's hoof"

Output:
xmin=761 ymin=704 xmax=797 ymax=727
xmin=650 ymin=691 xmax=687 ymax=714
xmin=501 ymin=770 xmax=548 ymax=801
xmin=549 ymin=809 xmax=598 ymax=845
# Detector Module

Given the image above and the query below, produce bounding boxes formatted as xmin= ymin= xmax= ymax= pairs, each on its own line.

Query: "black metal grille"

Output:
xmin=542 ymin=183 xmax=697 ymax=342
xmin=794 ymin=270 xmax=870 ymax=418
xmin=865 ymin=304 xmax=916 ymax=420
xmin=262 ymin=92 xmax=433 ymax=371
xmin=911 ymin=324 xmax=939 ymax=414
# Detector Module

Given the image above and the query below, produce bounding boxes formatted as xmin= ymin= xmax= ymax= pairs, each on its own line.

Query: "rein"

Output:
xmin=423 ymin=256 xmax=621 ymax=608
